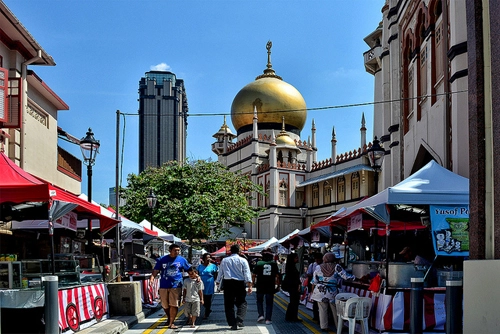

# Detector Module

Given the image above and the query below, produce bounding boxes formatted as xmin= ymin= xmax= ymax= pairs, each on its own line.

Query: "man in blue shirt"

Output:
xmin=150 ymin=243 xmax=190 ymax=329
xmin=215 ymin=244 xmax=253 ymax=330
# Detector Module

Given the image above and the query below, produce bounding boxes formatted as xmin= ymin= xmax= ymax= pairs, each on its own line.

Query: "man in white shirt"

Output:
xmin=216 ymin=244 xmax=253 ymax=330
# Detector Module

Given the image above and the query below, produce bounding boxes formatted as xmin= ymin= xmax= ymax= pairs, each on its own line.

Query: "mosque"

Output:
xmin=211 ymin=42 xmax=379 ymax=240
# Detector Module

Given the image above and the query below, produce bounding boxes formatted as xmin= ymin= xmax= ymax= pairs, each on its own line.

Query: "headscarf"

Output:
xmin=320 ymin=252 xmax=337 ymax=277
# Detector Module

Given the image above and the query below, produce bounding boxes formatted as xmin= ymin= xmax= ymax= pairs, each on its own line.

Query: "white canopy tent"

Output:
xmin=325 ymin=160 xmax=469 ymax=225
xmin=277 ymin=229 xmax=300 ymax=245
xmin=138 ymin=219 xmax=181 ymax=242
xmin=247 ymin=237 xmax=279 ymax=252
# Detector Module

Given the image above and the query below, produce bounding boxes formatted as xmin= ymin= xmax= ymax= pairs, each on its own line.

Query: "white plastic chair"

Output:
xmin=334 ymin=293 xmax=359 ymax=328
xmin=336 ymin=296 xmax=372 ymax=334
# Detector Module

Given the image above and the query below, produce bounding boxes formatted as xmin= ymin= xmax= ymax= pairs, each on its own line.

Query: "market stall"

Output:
xmin=311 ymin=160 xmax=469 ymax=332
xmin=0 ymin=152 xmax=120 ymax=333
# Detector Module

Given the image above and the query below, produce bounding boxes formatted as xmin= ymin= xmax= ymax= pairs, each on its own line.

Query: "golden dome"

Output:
xmin=276 ymin=131 xmax=297 ymax=146
xmin=231 ymin=41 xmax=307 ymax=134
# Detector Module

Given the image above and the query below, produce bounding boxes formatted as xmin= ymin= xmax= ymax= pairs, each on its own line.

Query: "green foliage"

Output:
xmin=120 ymin=160 xmax=265 ymax=243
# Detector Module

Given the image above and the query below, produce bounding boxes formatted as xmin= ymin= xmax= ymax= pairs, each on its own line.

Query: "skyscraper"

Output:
xmin=138 ymin=71 xmax=188 ymax=172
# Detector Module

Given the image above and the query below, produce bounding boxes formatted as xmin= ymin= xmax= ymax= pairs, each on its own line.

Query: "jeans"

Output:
xmin=256 ymin=292 xmax=274 ymax=320
xmin=222 ymin=279 xmax=247 ymax=326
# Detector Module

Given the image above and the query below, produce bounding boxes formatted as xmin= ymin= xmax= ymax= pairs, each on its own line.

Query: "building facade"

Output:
xmin=138 ymin=71 xmax=188 ymax=172
xmin=0 ymin=2 xmax=80 ymax=193
xmin=364 ymin=0 xmax=469 ymax=189
xmin=212 ymin=42 xmax=380 ymax=240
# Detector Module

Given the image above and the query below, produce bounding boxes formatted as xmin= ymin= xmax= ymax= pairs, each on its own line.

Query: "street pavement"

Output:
xmin=86 ymin=290 xmax=346 ymax=334
xmin=124 ymin=290 xmax=331 ymax=334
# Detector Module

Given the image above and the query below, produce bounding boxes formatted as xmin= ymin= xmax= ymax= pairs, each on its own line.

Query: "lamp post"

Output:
xmin=146 ymin=188 xmax=157 ymax=230
xmin=80 ymin=128 xmax=100 ymax=253
xmin=242 ymin=228 xmax=247 ymax=253
xmin=366 ymin=136 xmax=385 ymax=262
xmin=299 ymin=201 xmax=308 ymax=230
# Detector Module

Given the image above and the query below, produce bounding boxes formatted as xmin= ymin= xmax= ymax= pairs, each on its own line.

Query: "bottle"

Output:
xmin=22 ymin=277 xmax=28 ymax=289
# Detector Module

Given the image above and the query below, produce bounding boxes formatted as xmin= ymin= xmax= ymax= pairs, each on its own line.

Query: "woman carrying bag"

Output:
xmin=309 ymin=252 xmax=355 ymax=332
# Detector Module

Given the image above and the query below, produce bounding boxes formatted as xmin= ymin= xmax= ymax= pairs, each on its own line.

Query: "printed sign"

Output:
xmin=347 ymin=213 xmax=363 ymax=232
xmin=429 ymin=205 xmax=469 ymax=257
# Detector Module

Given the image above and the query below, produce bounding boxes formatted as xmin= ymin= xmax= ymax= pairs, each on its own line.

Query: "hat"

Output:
xmin=399 ymin=246 xmax=411 ymax=255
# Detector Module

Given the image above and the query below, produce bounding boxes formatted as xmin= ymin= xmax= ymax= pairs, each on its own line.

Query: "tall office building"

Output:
xmin=138 ymin=71 xmax=188 ymax=172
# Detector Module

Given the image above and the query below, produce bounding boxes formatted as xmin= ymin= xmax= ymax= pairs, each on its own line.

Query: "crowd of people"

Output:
xmin=149 ymin=243 xmax=355 ymax=331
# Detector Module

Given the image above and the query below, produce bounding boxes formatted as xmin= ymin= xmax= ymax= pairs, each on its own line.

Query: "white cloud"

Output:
xmin=150 ymin=63 xmax=172 ymax=71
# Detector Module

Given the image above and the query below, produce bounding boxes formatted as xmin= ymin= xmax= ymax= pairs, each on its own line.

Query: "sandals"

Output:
xmin=169 ymin=324 xmax=179 ymax=329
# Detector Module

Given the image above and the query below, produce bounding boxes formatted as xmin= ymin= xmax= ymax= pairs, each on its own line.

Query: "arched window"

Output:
xmin=258 ymin=182 xmax=264 ymax=207
xmin=265 ymin=180 xmax=270 ymax=207
xmin=312 ymin=183 xmax=319 ymax=207
xmin=323 ymin=181 xmax=331 ymax=204
xmin=279 ymin=179 xmax=288 ymax=206
xmin=351 ymin=172 xmax=360 ymax=199
xmin=277 ymin=150 xmax=283 ymax=164
xmin=431 ymin=0 xmax=444 ymax=104
xmin=337 ymin=176 xmax=345 ymax=202
xmin=288 ymin=151 xmax=293 ymax=163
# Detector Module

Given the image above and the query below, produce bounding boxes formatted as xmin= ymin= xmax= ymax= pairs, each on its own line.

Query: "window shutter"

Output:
xmin=3 ymin=76 xmax=22 ymax=128
xmin=0 ymin=68 xmax=7 ymax=123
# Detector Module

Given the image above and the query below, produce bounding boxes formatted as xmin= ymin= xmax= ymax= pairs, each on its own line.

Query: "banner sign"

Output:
xmin=347 ymin=213 xmax=363 ymax=232
xmin=55 ymin=212 xmax=78 ymax=232
xmin=429 ymin=205 xmax=469 ymax=257
xmin=311 ymin=229 xmax=320 ymax=242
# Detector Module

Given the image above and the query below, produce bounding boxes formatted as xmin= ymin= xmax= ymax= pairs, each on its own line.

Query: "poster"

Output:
xmin=429 ymin=205 xmax=469 ymax=256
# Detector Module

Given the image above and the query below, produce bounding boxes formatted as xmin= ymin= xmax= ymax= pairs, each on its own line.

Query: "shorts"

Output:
xmin=185 ymin=301 xmax=201 ymax=317
xmin=159 ymin=287 xmax=182 ymax=308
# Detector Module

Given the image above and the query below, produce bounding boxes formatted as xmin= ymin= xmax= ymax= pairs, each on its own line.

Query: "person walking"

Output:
xmin=252 ymin=248 xmax=280 ymax=325
xmin=182 ymin=267 xmax=204 ymax=328
xmin=306 ymin=252 xmax=323 ymax=322
xmin=310 ymin=252 xmax=355 ymax=332
xmin=282 ymin=252 xmax=303 ymax=322
xmin=215 ymin=244 xmax=253 ymax=330
xmin=149 ymin=243 xmax=191 ymax=329
xmin=197 ymin=253 xmax=218 ymax=319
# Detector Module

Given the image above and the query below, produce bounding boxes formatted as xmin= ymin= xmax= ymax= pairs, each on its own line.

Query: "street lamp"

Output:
xmin=242 ymin=228 xmax=247 ymax=253
xmin=299 ymin=201 xmax=308 ymax=230
xmin=366 ymin=136 xmax=385 ymax=193
xmin=146 ymin=188 xmax=157 ymax=230
xmin=366 ymin=136 xmax=385 ymax=262
xmin=80 ymin=128 xmax=100 ymax=252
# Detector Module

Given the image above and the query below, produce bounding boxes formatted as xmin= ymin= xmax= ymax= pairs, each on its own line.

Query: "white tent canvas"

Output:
xmin=339 ymin=160 xmax=469 ymax=223
xmin=247 ymin=237 xmax=279 ymax=252
xmin=139 ymin=219 xmax=181 ymax=242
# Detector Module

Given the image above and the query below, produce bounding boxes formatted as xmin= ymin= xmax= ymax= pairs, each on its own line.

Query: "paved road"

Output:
xmin=124 ymin=291 xmax=339 ymax=334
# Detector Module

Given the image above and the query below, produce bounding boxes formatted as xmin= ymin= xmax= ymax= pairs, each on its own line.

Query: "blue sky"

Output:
xmin=5 ymin=0 xmax=385 ymax=205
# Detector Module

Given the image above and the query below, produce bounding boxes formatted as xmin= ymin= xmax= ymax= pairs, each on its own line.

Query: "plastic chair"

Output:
xmin=336 ymin=296 xmax=372 ymax=334
xmin=334 ymin=293 xmax=359 ymax=329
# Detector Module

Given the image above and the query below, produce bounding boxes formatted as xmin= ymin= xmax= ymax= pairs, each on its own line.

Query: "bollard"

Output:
xmin=410 ymin=277 xmax=424 ymax=334
xmin=446 ymin=280 xmax=463 ymax=334
xmin=43 ymin=276 xmax=59 ymax=334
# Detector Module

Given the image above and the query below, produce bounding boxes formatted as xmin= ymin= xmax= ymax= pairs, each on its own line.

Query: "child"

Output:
xmin=182 ymin=267 xmax=204 ymax=327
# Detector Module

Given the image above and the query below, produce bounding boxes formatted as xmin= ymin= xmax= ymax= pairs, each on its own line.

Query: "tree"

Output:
xmin=120 ymin=160 xmax=265 ymax=260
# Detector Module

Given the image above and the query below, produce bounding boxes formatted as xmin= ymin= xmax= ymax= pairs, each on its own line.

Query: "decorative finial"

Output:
xmin=282 ymin=116 xmax=286 ymax=132
xmin=266 ymin=40 xmax=273 ymax=69
xmin=256 ymin=40 xmax=283 ymax=80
